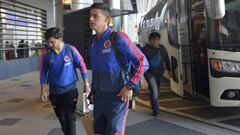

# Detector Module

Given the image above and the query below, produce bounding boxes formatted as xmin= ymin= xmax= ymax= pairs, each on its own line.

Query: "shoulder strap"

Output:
xmin=45 ymin=48 xmax=52 ymax=84
xmin=110 ymin=31 xmax=129 ymax=76
xmin=65 ymin=44 xmax=74 ymax=65
xmin=65 ymin=44 xmax=79 ymax=81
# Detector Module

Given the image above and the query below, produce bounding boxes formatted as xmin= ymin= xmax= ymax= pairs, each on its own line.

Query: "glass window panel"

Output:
xmin=167 ymin=0 xmax=178 ymax=48
xmin=28 ymin=32 xmax=37 ymax=35
xmin=37 ymin=32 xmax=42 ymax=36
xmin=16 ymin=30 xmax=27 ymax=35
xmin=27 ymin=18 xmax=37 ymax=23
xmin=15 ymin=12 xmax=26 ymax=17
xmin=15 ymin=26 xmax=27 ymax=30
xmin=15 ymin=6 xmax=26 ymax=13
xmin=4 ymin=13 xmax=16 ymax=20
xmin=1 ymin=0 xmax=46 ymax=60
xmin=17 ymin=35 xmax=27 ymax=39
xmin=27 ymin=14 xmax=36 ymax=19
xmin=15 ymin=25 xmax=27 ymax=30
xmin=28 ymin=23 xmax=36 ymax=27
xmin=1 ymin=2 xmax=11 ymax=8
xmin=2 ymin=24 xmax=14 ymax=29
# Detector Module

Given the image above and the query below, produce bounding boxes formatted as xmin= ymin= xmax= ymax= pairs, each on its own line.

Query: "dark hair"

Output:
xmin=148 ymin=32 xmax=161 ymax=40
xmin=45 ymin=27 xmax=62 ymax=40
xmin=90 ymin=3 xmax=111 ymax=17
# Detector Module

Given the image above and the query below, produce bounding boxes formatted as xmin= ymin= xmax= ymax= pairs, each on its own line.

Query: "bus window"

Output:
xmin=167 ymin=0 xmax=179 ymax=48
xmin=209 ymin=0 xmax=240 ymax=51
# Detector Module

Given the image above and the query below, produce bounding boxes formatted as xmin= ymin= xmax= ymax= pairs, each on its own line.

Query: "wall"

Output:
xmin=0 ymin=57 xmax=39 ymax=80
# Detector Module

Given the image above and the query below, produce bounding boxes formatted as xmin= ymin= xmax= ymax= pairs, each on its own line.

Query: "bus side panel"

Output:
xmin=177 ymin=0 xmax=194 ymax=95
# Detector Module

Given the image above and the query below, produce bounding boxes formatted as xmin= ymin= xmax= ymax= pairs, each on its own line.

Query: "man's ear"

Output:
xmin=105 ymin=16 xmax=111 ymax=23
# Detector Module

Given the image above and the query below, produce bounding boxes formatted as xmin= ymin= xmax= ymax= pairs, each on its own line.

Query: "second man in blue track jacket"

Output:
xmin=88 ymin=3 xmax=149 ymax=135
xmin=40 ymin=27 xmax=90 ymax=135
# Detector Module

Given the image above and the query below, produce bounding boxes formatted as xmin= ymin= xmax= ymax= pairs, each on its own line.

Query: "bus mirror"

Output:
xmin=205 ymin=0 xmax=225 ymax=19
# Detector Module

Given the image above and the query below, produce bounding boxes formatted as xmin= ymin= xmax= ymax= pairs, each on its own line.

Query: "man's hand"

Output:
xmin=83 ymin=85 xmax=91 ymax=94
xmin=40 ymin=84 xmax=48 ymax=102
xmin=117 ymin=86 xmax=132 ymax=102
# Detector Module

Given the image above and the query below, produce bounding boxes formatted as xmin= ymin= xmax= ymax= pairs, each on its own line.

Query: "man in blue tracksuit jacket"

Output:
xmin=88 ymin=3 xmax=149 ymax=135
xmin=40 ymin=27 xmax=90 ymax=135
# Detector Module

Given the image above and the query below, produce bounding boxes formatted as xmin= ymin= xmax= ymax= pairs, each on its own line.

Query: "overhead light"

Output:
xmin=63 ymin=0 xmax=72 ymax=10
xmin=63 ymin=0 xmax=72 ymax=4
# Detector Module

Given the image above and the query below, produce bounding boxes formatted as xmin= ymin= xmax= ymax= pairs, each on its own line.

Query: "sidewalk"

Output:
xmin=0 ymin=71 xmax=239 ymax=135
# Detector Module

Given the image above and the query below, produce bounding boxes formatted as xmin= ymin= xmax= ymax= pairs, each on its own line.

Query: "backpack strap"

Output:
xmin=45 ymin=48 xmax=52 ymax=84
xmin=65 ymin=44 xmax=79 ymax=81
xmin=110 ymin=32 xmax=140 ymax=97
xmin=110 ymin=31 xmax=129 ymax=78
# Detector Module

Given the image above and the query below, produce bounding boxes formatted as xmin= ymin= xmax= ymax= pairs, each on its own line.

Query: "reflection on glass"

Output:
xmin=209 ymin=0 xmax=240 ymax=51
xmin=167 ymin=0 xmax=178 ymax=48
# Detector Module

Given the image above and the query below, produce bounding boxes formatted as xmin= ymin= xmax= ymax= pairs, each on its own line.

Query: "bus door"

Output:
xmin=190 ymin=1 xmax=209 ymax=97
xmin=176 ymin=0 xmax=194 ymax=95
xmin=166 ymin=0 xmax=184 ymax=96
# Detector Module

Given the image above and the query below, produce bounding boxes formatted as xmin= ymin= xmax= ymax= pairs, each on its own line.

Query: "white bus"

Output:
xmin=138 ymin=0 xmax=240 ymax=106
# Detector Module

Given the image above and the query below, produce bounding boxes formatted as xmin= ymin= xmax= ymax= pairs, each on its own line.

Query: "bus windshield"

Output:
xmin=209 ymin=0 xmax=240 ymax=51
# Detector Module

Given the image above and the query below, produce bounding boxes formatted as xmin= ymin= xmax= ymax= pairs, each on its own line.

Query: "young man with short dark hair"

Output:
xmin=88 ymin=3 xmax=149 ymax=135
xmin=40 ymin=27 xmax=90 ymax=135
xmin=142 ymin=31 xmax=171 ymax=116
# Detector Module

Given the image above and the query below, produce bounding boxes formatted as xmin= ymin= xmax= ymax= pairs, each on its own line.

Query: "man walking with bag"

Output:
xmin=142 ymin=31 xmax=171 ymax=116
xmin=88 ymin=3 xmax=149 ymax=135
xmin=40 ymin=27 xmax=90 ymax=135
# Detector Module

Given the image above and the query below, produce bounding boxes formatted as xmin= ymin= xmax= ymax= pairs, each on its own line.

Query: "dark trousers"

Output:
xmin=144 ymin=72 xmax=161 ymax=114
xmin=49 ymin=89 xmax=78 ymax=135
xmin=93 ymin=93 xmax=128 ymax=135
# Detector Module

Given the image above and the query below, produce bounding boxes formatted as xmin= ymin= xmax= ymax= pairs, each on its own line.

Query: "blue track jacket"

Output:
xmin=40 ymin=44 xmax=88 ymax=94
xmin=89 ymin=28 xmax=149 ymax=95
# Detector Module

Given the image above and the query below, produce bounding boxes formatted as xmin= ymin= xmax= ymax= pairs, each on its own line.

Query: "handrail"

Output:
xmin=0 ymin=46 xmax=44 ymax=51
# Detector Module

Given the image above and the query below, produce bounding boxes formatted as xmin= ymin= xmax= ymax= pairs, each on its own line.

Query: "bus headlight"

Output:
xmin=222 ymin=61 xmax=240 ymax=73
xmin=211 ymin=59 xmax=240 ymax=73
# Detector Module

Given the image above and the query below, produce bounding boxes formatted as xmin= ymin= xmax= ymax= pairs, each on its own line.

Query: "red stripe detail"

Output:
xmin=39 ymin=48 xmax=47 ymax=81
xmin=70 ymin=46 xmax=87 ymax=74
xmin=121 ymin=102 xmax=129 ymax=135
xmin=114 ymin=132 xmax=120 ymax=135
xmin=119 ymin=33 xmax=142 ymax=83
xmin=128 ymin=43 xmax=144 ymax=83
xmin=118 ymin=32 xmax=144 ymax=84
xmin=119 ymin=32 xmax=144 ymax=83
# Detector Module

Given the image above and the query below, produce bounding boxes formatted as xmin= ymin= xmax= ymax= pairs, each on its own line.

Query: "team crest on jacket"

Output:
xmin=103 ymin=40 xmax=112 ymax=53
xmin=104 ymin=40 xmax=111 ymax=48
xmin=64 ymin=56 xmax=70 ymax=62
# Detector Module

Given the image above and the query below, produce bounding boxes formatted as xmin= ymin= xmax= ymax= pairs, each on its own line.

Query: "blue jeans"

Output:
xmin=49 ymin=89 xmax=78 ymax=135
xmin=144 ymin=72 xmax=161 ymax=114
